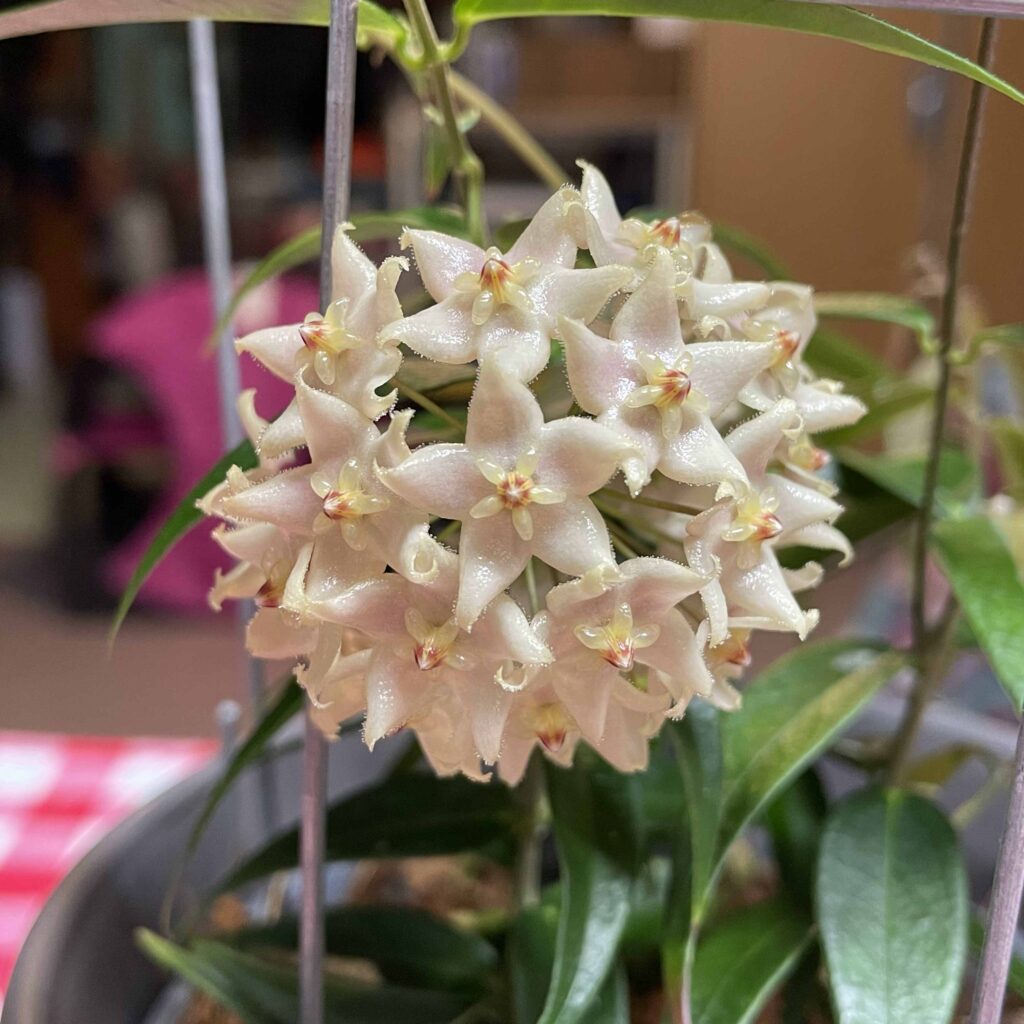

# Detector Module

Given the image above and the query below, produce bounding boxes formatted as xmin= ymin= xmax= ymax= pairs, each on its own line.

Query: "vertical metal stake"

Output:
xmin=972 ymin=719 xmax=1024 ymax=1023
xmin=187 ymin=18 xmax=276 ymax=830
xmin=301 ymin=3 xmax=359 ymax=1022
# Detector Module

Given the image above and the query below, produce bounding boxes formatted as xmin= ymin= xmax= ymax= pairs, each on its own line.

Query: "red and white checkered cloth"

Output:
xmin=0 ymin=731 xmax=215 ymax=1006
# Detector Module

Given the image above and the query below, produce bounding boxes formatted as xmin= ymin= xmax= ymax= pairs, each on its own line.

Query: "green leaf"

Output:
xmin=804 ymin=327 xmax=890 ymax=398
xmin=814 ymin=292 xmax=936 ymax=352
xmin=763 ymin=769 xmax=828 ymax=911
xmin=718 ymin=640 xmax=903 ymax=863
xmin=668 ymin=704 xmax=724 ymax=925
xmin=110 ymin=439 xmax=256 ymax=644
xmin=138 ymin=930 xmax=473 ymax=1024
xmin=690 ymin=901 xmax=813 ymax=1024
xmin=225 ymin=773 xmax=518 ymax=888
xmin=539 ymin=749 xmax=641 ymax=1024
xmin=510 ymin=904 xmax=629 ymax=1023
xmin=838 ymin=447 xmax=978 ymax=516
xmin=185 ymin=677 xmax=301 ymax=861
xmin=206 ymin=206 xmax=467 ymax=350
xmin=817 ymin=788 xmax=968 ymax=1024
xmin=0 ymin=0 xmax=403 ymax=43
xmin=712 ymin=223 xmax=791 ymax=281
xmin=932 ymin=515 xmax=1024 ymax=712
xmin=453 ymin=0 xmax=1024 ymax=108
xmin=229 ymin=904 xmax=497 ymax=991
xmin=990 ymin=417 xmax=1024 ymax=503
xmin=826 ymin=380 xmax=932 ymax=445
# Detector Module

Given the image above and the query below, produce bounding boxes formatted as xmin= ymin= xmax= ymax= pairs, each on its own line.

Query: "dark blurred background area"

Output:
xmin=0 ymin=6 xmax=1020 ymax=736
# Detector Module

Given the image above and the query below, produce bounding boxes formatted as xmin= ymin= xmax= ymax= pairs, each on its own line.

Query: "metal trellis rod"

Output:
xmin=187 ymin=18 xmax=277 ymax=837
xmin=300 ymin=2 xmax=360 ymax=1022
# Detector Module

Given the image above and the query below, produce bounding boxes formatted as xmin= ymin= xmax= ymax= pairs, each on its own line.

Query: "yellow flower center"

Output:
xmin=255 ymin=559 xmax=291 ymax=609
xmin=722 ymin=488 xmax=783 ymax=545
xmin=527 ymin=702 xmax=573 ymax=752
xmin=574 ymin=602 xmax=661 ymax=672
xmin=624 ymin=352 xmax=708 ymax=439
xmin=453 ymin=247 xmax=540 ymax=325
xmin=311 ymin=460 xmax=389 ymax=549
xmin=470 ymin=449 xmax=566 ymax=542
xmin=405 ymin=609 xmax=463 ymax=672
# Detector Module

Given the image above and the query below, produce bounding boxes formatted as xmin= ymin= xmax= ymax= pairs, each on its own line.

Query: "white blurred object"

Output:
xmin=633 ymin=17 xmax=697 ymax=48
xmin=109 ymin=191 xmax=175 ymax=290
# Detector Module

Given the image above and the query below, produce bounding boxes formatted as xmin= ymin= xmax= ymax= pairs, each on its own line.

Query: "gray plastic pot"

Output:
xmin=2 ymin=727 xmax=399 ymax=1024
xmin=3 ymin=695 xmax=1015 ymax=1023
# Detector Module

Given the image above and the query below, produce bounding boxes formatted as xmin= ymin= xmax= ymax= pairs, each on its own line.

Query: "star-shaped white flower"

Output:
xmin=533 ymin=557 xmax=712 ymax=730
xmin=217 ymin=376 xmax=438 ymax=587
xmin=235 ymin=226 xmax=406 ymax=438
xmin=737 ymin=283 xmax=866 ymax=433
xmin=561 ymin=248 xmax=779 ymax=494
xmin=383 ymin=188 xmax=632 ymax=383
xmin=683 ymin=399 xmax=847 ymax=644
xmin=379 ymin=361 xmax=629 ymax=628
xmin=577 ymin=161 xmax=771 ymax=317
xmin=296 ymin=544 xmax=552 ymax=755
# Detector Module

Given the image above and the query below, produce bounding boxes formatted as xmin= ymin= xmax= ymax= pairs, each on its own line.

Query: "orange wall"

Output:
xmin=690 ymin=13 xmax=1024 ymax=328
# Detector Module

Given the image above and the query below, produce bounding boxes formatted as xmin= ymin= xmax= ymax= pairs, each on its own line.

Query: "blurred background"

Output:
xmin=0 ymin=5 xmax=1021 ymax=740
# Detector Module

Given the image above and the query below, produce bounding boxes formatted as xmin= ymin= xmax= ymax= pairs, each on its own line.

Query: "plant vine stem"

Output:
xmin=889 ymin=17 xmax=997 ymax=781
xmin=513 ymin=753 xmax=545 ymax=911
xmin=597 ymin=486 xmax=701 ymax=517
xmin=393 ymin=379 xmax=465 ymax=434
xmin=402 ymin=0 xmax=485 ymax=244
xmin=449 ymin=71 xmax=569 ymax=191
xmin=971 ymin=719 xmax=1024 ymax=1024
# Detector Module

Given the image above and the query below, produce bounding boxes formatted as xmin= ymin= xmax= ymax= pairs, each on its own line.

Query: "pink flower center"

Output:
xmin=497 ymin=472 xmax=534 ymax=509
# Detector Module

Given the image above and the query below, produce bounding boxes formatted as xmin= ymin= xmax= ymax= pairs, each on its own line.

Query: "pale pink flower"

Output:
xmin=383 ymin=188 xmax=632 ymax=383
xmin=295 ymin=543 xmax=551 ymax=754
xmin=561 ymin=249 xmax=778 ymax=494
xmin=235 ymin=226 xmax=406 ymax=436
xmin=378 ymin=361 xmax=630 ymax=627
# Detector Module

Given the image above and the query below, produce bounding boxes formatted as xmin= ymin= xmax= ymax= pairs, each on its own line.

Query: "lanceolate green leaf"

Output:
xmin=109 ymin=439 xmax=256 ymax=644
xmin=690 ymin=901 xmax=813 ymax=1024
xmin=804 ymin=327 xmax=890 ymax=398
xmin=838 ymin=447 xmax=978 ymax=516
xmin=185 ymin=676 xmax=301 ymax=861
xmin=932 ymin=515 xmax=1024 ymax=712
xmin=230 ymin=904 xmax=498 ymax=991
xmin=668 ymin=704 xmax=723 ymax=924
xmin=539 ymin=750 xmax=642 ymax=1024
xmin=453 ymin=0 xmax=1024 ymax=108
xmin=509 ymin=904 xmax=629 ymax=1024
xmin=206 ymin=207 xmax=468 ymax=350
xmin=0 ymin=0 xmax=402 ymax=43
xmin=817 ymin=788 xmax=968 ymax=1024
xmin=718 ymin=640 xmax=902 ymax=858
xmin=225 ymin=773 xmax=518 ymax=888
xmin=137 ymin=930 xmax=474 ymax=1024
xmin=712 ymin=223 xmax=791 ymax=281
xmin=814 ymin=292 xmax=936 ymax=352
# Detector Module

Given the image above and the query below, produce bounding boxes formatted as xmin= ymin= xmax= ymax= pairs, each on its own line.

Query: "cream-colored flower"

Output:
xmin=384 ymin=188 xmax=632 ymax=382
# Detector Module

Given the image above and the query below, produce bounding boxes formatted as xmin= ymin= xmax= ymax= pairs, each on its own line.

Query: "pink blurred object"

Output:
xmin=86 ymin=269 xmax=318 ymax=612
xmin=0 ymin=731 xmax=215 ymax=1005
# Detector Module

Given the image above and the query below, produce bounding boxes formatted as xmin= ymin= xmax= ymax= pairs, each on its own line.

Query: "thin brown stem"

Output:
xmin=449 ymin=71 xmax=568 ymax=191
xmin=597 ymin=487 xmax=702 ymax=517
xmin=889 ymin=18 xmax=997 ymax=781
xmin=909 ymin=18 xmax=997 ymax=658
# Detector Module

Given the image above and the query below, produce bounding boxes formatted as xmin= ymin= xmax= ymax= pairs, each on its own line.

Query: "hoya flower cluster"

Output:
xmin=201 ymin=164 xmax=865 ymax=784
